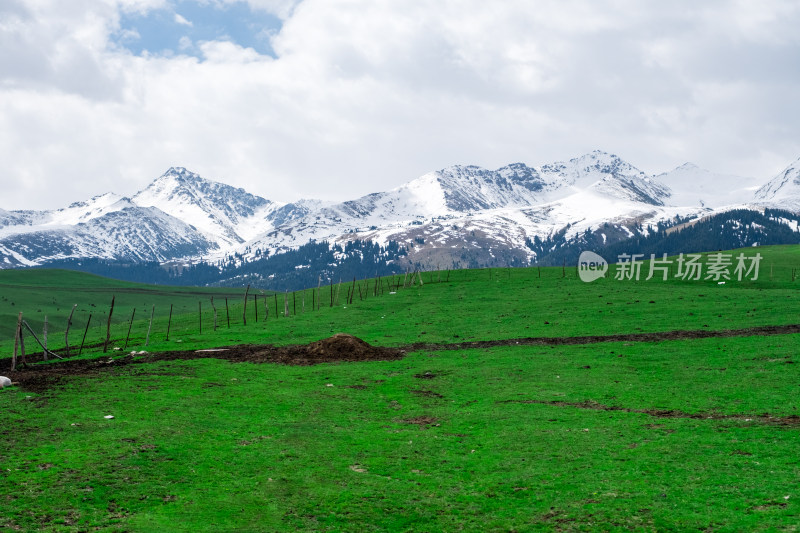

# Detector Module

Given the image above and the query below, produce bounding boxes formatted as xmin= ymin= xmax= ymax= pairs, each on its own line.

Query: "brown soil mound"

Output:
xmin=267 ymin=333 xmax=405 ymax=365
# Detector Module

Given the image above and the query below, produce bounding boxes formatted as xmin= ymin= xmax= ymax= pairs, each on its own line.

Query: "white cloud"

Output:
xmin=1 ymin=0 xmax=799 ymax=210
xmin=174 ymin=12 xmax=192 ymax=27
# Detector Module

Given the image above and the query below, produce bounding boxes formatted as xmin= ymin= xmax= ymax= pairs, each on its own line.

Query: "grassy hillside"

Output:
xmin=3 ymin=245 xmax=798 ymax=358
xmin=1 ymin=245 xmax=800 ymax=531
xmin=0 ymin=269 xmax=252 ymax=355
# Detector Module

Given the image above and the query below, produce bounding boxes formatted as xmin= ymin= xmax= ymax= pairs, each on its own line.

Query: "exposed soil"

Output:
xmin=3 ymin=333 xmax=405 ymax=393
xmin=4 ymin=324 xmax=800 ymax=394
xmin=405 ymin=323 xmax=800 ymax=352
xmin=497 ymin=399 xmax=800 ymax=427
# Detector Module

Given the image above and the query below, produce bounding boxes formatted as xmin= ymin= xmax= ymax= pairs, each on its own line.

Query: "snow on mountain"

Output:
xmin=132 ymin=167 xmax=279 ymax=248
xmin=46 ymin=193 xmax=136 ymax=226
xmin=753 ymin=157 xmax=800 ymax=206
xmin=240 ymin=150 xmax=675 ymax=261
xmin=656 ymin=163 xmax=759 ymax=208
xmin=2 ymin=151 xmax=800 ymax=272
xmin=536 ymin=150 xmax=669 ymax=204
xmin=0 ymin=206 xmax=215 ymax=266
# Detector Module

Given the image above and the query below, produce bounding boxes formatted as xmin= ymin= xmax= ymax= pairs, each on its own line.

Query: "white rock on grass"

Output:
xmin=0 ymin=376 xmax=12 ymax=388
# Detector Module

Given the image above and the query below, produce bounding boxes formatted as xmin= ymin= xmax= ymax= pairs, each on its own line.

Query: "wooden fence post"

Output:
xmin=103 ymin=296 xmax=115 ymax=353
xmin=21 ymin=320 xmax=61 ymax=361
xmin=225 ymin=298 xmax=230 ymax=328
xmin=65 ymin=304 xmax=77 ymax=357
xmin=43 ymin=315 xmax=48 ymax=353
xmin=145 ymin=304 xmax=154 ymax=346
xmin=243 ymin=284 xmax=250 ymax=326
xmin=254 ymin=294 xmax=258 ymax=322
xmin=81 ymin=314 xmax=93 ymax=355
xmin=19 ymin=323 xmax=26 ymax=368
xmin=284 ymin=291 xmax=289 ymax=317
xmin=124 ymin=309 xmax=135 ymax=350
xmin=199 ymin=301 xmax=202 ymax=334
xmin=210 ymin=297 xmax=218 ymax=330
xmin=166 ymin=304 xmax=173 ymax=340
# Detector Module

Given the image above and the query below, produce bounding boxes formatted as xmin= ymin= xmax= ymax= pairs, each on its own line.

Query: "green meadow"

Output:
xmin=1 ymin=245 xmax=800 ymax=531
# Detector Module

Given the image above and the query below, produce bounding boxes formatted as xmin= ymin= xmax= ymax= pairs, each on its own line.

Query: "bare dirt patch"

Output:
xmin=400 ymin=415 xmax=441 ymax=428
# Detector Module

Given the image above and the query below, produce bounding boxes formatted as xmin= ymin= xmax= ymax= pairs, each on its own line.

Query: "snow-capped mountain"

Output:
xmin=132 ymin=167 xmax=281 ymax=247
xmin=241 ymin=151 xmax=686 ymax=264
xmin=0 ymin=206 xmax=214 ymax=268
xmin=656 ymin=163 xmax=758 ymax=208
xmin=753 ymin=156 xmax=800 ymax=207
xmin=0 ymin=151 xmax=797 ymax=273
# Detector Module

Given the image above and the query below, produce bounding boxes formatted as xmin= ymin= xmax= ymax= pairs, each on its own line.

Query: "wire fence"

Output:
xmin=4 ymin=268 xmax=460 ymax=370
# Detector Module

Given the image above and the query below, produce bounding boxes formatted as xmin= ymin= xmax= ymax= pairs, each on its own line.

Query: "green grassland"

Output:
xmin=1 ymin=245 xmax=800 ymax=531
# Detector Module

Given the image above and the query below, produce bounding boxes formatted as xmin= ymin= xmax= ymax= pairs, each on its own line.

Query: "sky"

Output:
xmin=1 ymin=0 xmax=799 ymax=210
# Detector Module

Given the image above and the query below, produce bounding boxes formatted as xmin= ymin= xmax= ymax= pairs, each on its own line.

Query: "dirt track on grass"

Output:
xmin=497 ymin=399 xmax=800 ymax=427
xmin=3 ymin=324 xmax=800 ymax=393
xmin=405 ymin=323 xmax=800 ymax=352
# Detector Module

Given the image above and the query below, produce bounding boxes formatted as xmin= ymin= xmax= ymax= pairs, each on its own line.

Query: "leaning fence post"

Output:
xmin=224 ymin=298 xmax=230 ymax=328
xmin=123 ymin=309 xmax=135 ymax=350
xmin=43 ymin=315 xmax=48 ymax=355
xmin=81 ymin=314 xmax=93 ymax=355
xmin=103 ymin=296 xmax=115 ymax=353
xmin=145 ymin=304 xmax=154 ymax=346
xmin=65 ymin=304 xmax=77 ymax=357
xmin=22 ymin=320 xmax=61 ymax=360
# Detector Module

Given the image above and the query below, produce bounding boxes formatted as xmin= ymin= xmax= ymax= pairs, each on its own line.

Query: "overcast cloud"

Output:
xmin=1 ymin=0 xmax=799 ymax=209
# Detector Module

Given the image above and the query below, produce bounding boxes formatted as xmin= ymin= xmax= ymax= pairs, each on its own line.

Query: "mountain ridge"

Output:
xmin=1 ymin=151 xmax=798 ymax=276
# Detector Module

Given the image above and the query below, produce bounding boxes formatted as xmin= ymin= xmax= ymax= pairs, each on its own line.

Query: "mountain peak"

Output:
xmin=133 ymin=167 xmax=273 ymax=249
xmin=159 ymin=166 xmax=201 ymax=183
xmin=754 ymin=158 xmax=800 ymax=203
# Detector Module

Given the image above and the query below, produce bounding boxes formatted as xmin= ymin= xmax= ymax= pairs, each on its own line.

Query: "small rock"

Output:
xmin=104 ymin=415 xmax=114 ymax=419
